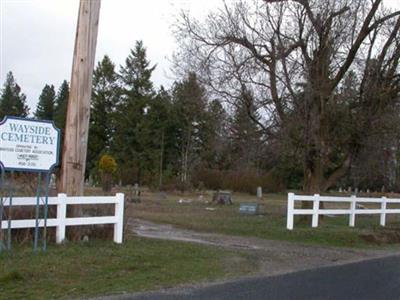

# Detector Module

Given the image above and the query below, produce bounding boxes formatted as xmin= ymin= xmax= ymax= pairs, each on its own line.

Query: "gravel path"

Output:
xmin=128 ymin=218 xmax=395 ymax=277
xmin=92 ymin=219 xmax=397 ymax=300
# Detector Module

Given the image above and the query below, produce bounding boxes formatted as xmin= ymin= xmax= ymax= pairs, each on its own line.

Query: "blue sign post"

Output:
xmin=0 ymin=116 xmax=60 ymax=254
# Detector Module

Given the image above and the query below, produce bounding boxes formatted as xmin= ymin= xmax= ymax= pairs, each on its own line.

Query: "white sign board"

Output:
xmin=0 ymin=117 xmax=60 ymax=172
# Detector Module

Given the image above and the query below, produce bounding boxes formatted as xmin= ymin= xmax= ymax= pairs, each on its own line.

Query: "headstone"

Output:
xmin=159 ymin=191 xmax=167 ymax=200
xmin=50 ymin=173 xmax=57 ymax=189
xmin=367 ymin=189 xmax=370 ymax=193
xmin=178 ymin=199 xmax=192 ymax=204
xmin=257 ymin=186 xmax=262 ymax=198
xmin=347 ymin=186 xmax=352 ymax=193
xmin=88 ymin=175 xmax=94 ymax=187
xmin=212 ymin=191 xmax=232 ymax=205
xmin=129 ymin=183 xmax=141 ymax=203
xmin=239 ymin=203 xmax=259 ymax=215
xmin=355 ymin=187 xmax=359 ymax=194
xmin=339 ymin=187 xmax=343 ymax=193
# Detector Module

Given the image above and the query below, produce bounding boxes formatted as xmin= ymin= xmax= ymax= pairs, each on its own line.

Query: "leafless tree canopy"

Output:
xmin=173 ymin=0 xmax=400 ymax=193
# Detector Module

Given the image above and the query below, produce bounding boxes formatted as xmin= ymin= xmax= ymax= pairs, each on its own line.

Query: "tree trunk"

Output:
xmin=159 ymin=130 xmax=164 ymax=190
xmin=301 ymin=159 xmax=324 ymax=223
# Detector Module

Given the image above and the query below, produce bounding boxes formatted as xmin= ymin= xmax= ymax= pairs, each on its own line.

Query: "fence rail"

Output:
xmin=287 ymin=193 xmax=400 ymax=230
xmin=0 ymin=193 xmax=124 ymax=243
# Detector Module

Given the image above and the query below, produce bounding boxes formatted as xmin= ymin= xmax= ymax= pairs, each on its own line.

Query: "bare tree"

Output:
xmin=173 ymin=0 xmax=400 ymax=198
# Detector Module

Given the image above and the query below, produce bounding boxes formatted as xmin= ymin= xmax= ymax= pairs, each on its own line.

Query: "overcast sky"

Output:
xmin=0 ymin=0 xmax=222 ymax=111
xmin=1 ymin=0 xmax=399 ymax=113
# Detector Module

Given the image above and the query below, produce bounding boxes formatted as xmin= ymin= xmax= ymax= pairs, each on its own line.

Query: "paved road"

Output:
xmin=126 ymin=255 xmax=400 ymax=300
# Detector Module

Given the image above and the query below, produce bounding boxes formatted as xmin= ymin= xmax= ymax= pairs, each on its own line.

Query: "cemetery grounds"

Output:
xmin=1 ymin=188 xmax=400 ymax=299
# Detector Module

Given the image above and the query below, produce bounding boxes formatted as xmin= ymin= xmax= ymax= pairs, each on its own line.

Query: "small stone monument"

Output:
xmin=212 ymin=191 xmax=232 ymax=205
xmin=128 ymin=183 xmax=141 ymax=203
xmin=88 ymin=175 xmax=94 ymax=187
xmin=50 ymin=173 xmax=57 ymax=189
xmin=239 ymin=203 xmax=263 ymax=215
xmin=257 ymin=186 xmax=262 ymax=199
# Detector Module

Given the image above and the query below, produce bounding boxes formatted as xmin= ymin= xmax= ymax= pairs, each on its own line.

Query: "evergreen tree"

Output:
xmin=53 ymin=80 xmax=69 ymax=168
xmin=171 ymin=72 xmax=208 ymax=189
xmin=202 ymin=99 xmax=229 ymax=169
xmin=35 ymin=84 xmax=55 ymax=120
xmin=145 ymin=86 xmax=176 ymax=188
xmin=54 ymin=80 xmax=69 ymax=131
xmin=119 ymin=40 xmax=156 ymax=98
xmin=0 ymin=71 xmax=29 ymax=118
xmin=113 ymin=41 xmax=156 ymax=184
xmin=87 ymin=55 xmax=119 ymax=175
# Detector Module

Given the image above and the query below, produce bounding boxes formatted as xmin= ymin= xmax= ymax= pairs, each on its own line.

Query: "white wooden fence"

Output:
xmin=287 ymin=193 xmax=400 ymax=230
xmin=0 ymin=193 xmax=124 ymax=243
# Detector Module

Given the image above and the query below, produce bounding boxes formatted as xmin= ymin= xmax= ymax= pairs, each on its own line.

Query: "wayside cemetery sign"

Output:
xmin=0 ymin=116 xmax=60 ymax=172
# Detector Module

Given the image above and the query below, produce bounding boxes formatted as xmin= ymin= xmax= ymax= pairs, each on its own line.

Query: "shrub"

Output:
xmin=192 ymin=168 xmax=285 ymax=194
xmin=98 ymin=154 xmax=117 ymax=192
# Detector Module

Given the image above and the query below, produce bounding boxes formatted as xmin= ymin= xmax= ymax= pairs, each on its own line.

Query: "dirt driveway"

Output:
xmin=128 ymin=218 xmax=396 ymax=277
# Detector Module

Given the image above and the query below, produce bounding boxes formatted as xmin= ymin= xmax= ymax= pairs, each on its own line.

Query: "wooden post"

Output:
xmin=60 ymin=0 xmax=101 ymax=196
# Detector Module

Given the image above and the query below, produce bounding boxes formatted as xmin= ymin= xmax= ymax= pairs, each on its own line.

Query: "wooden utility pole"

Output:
xmin=60 ymin=0 xmax=101 ymax=195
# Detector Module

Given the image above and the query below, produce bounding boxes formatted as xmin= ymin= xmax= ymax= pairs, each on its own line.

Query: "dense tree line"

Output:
xmin=0 ymin=42 xmax=265 ymax=192
xmin=87 ymin=41 xmax=267 ymax=191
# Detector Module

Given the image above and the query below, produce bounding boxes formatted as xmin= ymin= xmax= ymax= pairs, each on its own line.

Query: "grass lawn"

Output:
xmin=128 ymin=191 xmax=400 ymax=249
xmin=0 ymin=237 xmax=255 ymax=300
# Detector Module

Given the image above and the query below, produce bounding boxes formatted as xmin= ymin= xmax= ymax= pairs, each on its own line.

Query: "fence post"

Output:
xmin=56 ymin=193 xmax=67 ymax=244
xmin=312 ymin=194 xmax=320 ymax=228
xmin=287 ymin=193 xmax=294 ymax=230
xmin=380 ymin=196 xmax=387 ymax=226
xmin=114 ymin=193 xmax=125 ymax=243
xmin=349 ymin=195 xmax=356 ymax=227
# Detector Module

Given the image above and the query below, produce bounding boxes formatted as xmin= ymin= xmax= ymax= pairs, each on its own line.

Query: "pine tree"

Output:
xmin=54 ymin=80 xmax=69 ymax=131
xmin=113 ymin=41 xmax=156 ymax=184
xmin=120 ymin=40 xmax=156 ymax=98
xmin=35 ymin=84 xmax=56 ymax=120
xmin=87 ymin=55 xmax=119 ymax=175
xmin=171 ymin=72 xmax=208 ymax=189
xmin=0 ymin=71 xmax=29 ymax=118
xmin=52 ymin=80 xmax=69 ymax=168
xmin=146 ymin=86 xmax=175 ymax=188
xmin=202 ymin=99 xmax=229 ymax=169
